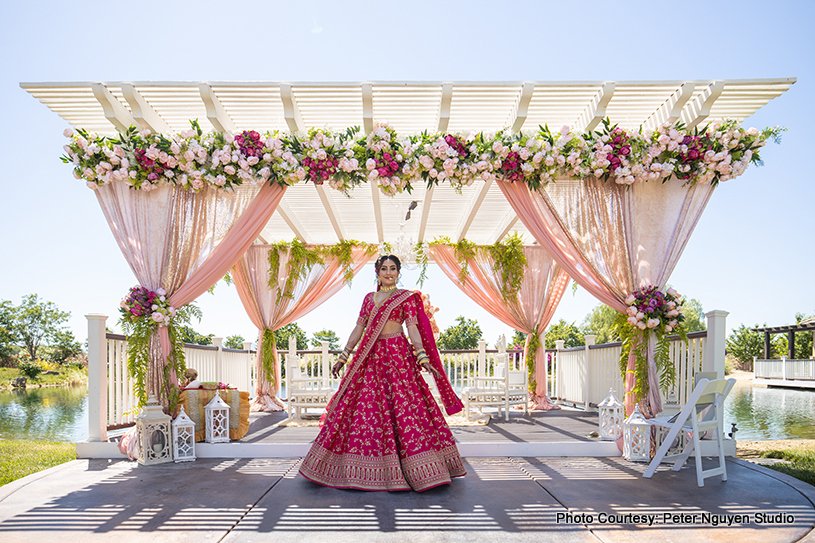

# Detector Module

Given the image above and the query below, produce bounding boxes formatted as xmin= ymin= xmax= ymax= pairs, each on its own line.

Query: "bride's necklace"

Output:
xmin=380 ymin=285 xmax=397 ymax=292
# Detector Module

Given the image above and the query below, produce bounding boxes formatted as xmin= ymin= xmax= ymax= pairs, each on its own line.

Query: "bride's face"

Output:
xmin=377 ymin=259 xmax=399 ymax=288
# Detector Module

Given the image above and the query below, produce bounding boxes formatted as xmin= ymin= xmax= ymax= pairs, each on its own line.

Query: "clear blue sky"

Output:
xmin=0 ymin=0 xmax=812 ymax=348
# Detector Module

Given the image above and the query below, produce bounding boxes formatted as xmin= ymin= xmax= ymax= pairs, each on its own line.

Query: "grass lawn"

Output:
xmin=0 ymin=367 xmax=87 ymax=388
xmin=761 ymin=449 xmax=815 ymax=487
xmin=0 ymin=440 xmax=76 ymax=487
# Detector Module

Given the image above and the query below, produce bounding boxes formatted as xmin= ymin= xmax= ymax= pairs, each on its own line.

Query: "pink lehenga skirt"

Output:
xmin=299 ymin=332 xmax=466 ymax=491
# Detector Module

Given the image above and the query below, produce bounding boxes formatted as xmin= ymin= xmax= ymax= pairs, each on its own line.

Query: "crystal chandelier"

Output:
xmin=382 ymin=222 xmax=420 ymax=270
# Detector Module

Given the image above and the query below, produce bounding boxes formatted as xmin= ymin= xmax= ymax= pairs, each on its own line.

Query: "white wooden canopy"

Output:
xmin=24 ymin=79 xmax=794 ymax=246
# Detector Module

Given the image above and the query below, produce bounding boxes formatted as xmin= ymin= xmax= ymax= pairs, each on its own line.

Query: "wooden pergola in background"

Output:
xmin=753 ymin=318 xmax=815 ymax=359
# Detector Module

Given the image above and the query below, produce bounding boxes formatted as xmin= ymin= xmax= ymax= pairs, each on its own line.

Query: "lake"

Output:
xmin=0 ymin=380 xmax=813 ymax=443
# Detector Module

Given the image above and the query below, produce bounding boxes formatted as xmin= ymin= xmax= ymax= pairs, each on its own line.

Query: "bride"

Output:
xmin=299 ymin=255 xmax=466 ymax=491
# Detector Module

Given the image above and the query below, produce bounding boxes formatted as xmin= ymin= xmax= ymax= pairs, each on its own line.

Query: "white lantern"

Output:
xmin=135 ymin=394 xmax=172 ymax=465
xmin=597 ymin=388 xmax=624 ymax=441
xmin=172 ymin=405 xmax=196 ymax=462
xmin=204 ymin=391 xmax=231 ymax=443
xmin=622 ymin=403 xmax=651 ymax=462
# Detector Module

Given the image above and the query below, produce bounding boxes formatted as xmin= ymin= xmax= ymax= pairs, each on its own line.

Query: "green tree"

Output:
xmin=773 ymin=312 xmax=814 ymax=360
xmin=726 ymin=323 xmax=783 ymax=366
xmin=224 ymin=335 xmax=246 ymax=350
xmin=0 ymin=300 xmax=15 ymax=366
xmin=42 ymin=329 xmax=83 ymax=363
xmin=580 ymin=304 xmax=620 ymax=345
xmin=11 ymin=294 xmax=71 ymax=361
xmin=438 ymin=316 xmax=483 ymax=350
xmin=177 ymin=325 xmax=214 ymax=346
xmin=681 ymin=297 xmax=706 ymax=333
xmin=509 ymin=330 xmax=527 ymax=349
xmin=274 ymin=323 xmax=309 ymax=350
xmin=545 ymin=319 xmax=584 ymax=348
xmin=311 ymin=329 xmax=341 ymax=350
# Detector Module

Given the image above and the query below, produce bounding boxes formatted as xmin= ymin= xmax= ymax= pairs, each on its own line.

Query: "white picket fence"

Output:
xmin=104 ymin=333 xmax=255 ymax=428
xmin=86 ymin=310 xmax=729 ymax=442
xmin=553 ymin=331 xmax=707 ymax=411
xmin=755 ymin=357 xmax=815 ymax=386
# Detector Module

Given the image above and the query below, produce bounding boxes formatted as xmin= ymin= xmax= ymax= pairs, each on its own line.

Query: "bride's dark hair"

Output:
xmin=375 ymin=255 xmax=401 ymax=273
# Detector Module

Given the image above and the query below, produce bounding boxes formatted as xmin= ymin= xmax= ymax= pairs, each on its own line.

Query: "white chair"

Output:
xmin=462 ymin=353 xmax=529 ymax=421
xmin=286 ymin=354 xmax=335 ymax=419
xmin=643 ymin=377 xmax=736 ymax=487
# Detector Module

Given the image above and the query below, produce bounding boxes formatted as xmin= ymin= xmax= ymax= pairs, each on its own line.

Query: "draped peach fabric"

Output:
xmin=431 ymin=245 xmax=569 ymax=409
xmin=95 ymin=180 xmax=285 ymax=408
xmin=233 ymin=245 xmax=371 ymax=412
xmin=499 ymin=177 xmax=714 ymax=417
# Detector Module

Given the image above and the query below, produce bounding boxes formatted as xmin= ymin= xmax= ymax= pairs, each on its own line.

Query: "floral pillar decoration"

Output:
xmin=618 ymin=286 xmax=687 ymax=416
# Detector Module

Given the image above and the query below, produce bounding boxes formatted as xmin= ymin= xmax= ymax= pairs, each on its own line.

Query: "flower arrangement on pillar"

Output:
xmin=118 ymin=285 xmax=201 ymax=410
xmin=617 ymin=286 xmax=688 ymax=409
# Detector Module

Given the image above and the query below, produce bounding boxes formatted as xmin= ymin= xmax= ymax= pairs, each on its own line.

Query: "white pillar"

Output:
xmin=86 ymin=314 xmax=108 ymax=443
xmin=478 ymin=340 xmax=487 ymax=376
xmin=584 ymin=335 xmax=596 ymax=412
xmin=703 ymin=310 xmax=729 ymax=378
xmin=243 ymin=340 xmax=254 ymax=396
xmin=555 ymin=340 xmax=565 ymax=403
xmin=321 ymin=341 xmax=330 ymax=387
xmin=212 ymin=337 xmax=223 ymax=385
xmin=812 ymin=331 xmax=814 ymax=360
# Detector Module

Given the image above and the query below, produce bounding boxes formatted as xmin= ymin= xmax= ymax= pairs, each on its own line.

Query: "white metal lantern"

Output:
xmin=623 ymin=404 xmax=651 ymax=462
xmin=172 ymin=405 xmax=196 ymax=462
xmin=135 ymin=394 xmax=172 ymax=465
xmin=598 ymin=388 xmax=624 ymax=441
xmin=204 ymin=391 xmax=231 ymax=443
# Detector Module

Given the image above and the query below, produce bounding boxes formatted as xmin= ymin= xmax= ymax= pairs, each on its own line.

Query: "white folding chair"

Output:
xmin=462 ymin=354 xmax=528 ymax=421
xmin=286 ymin=354 xmax=334 ymax=419
xmin=643 ymin=377 xmax=736 ymax=487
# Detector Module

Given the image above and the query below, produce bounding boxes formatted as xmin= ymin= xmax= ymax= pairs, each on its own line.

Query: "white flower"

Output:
xmin=747 ymin=127 xmax=759 ymax=136
xmin=636 ymin=312 xmax=644 ymax=321
xmin=366 ymin=158 xmax=377 ymax=171
xmin=63 ymin=128 xmax=73 ymax=137
xmin=664 ymin=325 xmax=673 ymax=333
xmin=647 ymin=318 xmax=659 ymax=329
xmin=666 ymin=288 xmax=678 ymax=298
xmin=627 ymin=316 xmax=638 ymax=326
xmin=224 ymin=165 xmax=236 ymax=175
xmin=626 ymin=306 xmax=637 ymax=316
xmin=637 ymin=321 xmax=646 ymax=330
xmin=624 ymin=294 xmax=636 ymax=305
xmin=151 ymin=313 xmax=164 ymax=323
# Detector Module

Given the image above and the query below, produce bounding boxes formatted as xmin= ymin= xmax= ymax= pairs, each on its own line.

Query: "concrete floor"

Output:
xmin=1 ymin=455 xmax=813 ymax=543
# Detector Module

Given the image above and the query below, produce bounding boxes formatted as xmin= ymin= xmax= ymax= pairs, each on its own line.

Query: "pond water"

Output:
xmin=0 ymin=380 xmax=813 ymax=443
xmin=0 ymin=385 xmax=88 ymax=442
xmin=723 ymin=380 xmax=815 ymax=441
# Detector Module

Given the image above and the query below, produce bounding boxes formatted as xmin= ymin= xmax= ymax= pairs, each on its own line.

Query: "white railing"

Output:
xmin=554 ymin=330 xmax=708 ymax=413
xmin=755 ymin=357 xmax=815 ymax=381
xmin=280 ymin=336 xmax=530 ymax=399
xmin=101 ymin=331 xmax=255 ymax=430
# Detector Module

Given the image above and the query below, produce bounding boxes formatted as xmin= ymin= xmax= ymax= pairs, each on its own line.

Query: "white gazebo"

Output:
xmin=23 ymin=78 xmax=794 ymax=459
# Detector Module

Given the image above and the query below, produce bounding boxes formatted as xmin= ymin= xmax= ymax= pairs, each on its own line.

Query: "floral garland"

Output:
xmin=61 ymin=119 xmax=784 ymax=196
xmin=119 ymin=286 xmax=200 ymax=409
xmin=616 ymin=286 xmax=687 ymax=404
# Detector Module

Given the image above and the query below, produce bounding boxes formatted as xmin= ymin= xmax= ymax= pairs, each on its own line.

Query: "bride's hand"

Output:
xmin=331 ymin=360 xmax=346 ymax=379
xmin=421 ymin=361 xmax=442 ymax=380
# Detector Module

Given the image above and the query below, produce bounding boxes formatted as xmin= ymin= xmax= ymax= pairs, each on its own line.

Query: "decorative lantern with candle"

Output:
xmin=204 ymin=392 xmax=230 ymax=443
xmin=598 ymin=388 xmax=624 ymax=441
xmin=622 ymin=403 xmax=651 ymax=462
xmin=135 ymin=394 xmax=172 ymax=465
xmin=172 ymin=405 xmax=196 ymax=462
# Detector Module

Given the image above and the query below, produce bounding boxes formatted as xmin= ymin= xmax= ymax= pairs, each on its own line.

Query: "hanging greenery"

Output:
xmin=616 ymin=286 xmax=688 ymax=404
xmin=118 ymin=286 xmax=201 ymax=409
xmin=260 ymin=328 xmax=277 ymax=388
xmin=267 ymin=239 xmax=378 ymax=302
xmin=526 ymin=332 xmax=541 ymax=394
xmin=487 ymin=232 xmax=527 ymax=301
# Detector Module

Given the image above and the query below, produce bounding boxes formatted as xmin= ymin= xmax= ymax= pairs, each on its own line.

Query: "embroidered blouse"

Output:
xmin=356 ymin=291 xmax=420 ymax=327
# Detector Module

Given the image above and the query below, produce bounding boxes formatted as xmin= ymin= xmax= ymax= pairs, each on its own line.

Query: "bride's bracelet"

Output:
xmin=338 ymin=346 xmax=353 ymax=365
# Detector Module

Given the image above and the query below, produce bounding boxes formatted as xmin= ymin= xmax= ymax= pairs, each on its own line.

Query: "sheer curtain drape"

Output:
xmin=233 ymin=245 xmax=371 ymax=412
xmin=431 ymin=245 xmax=569 ymax=409
xmin=499 ymin=176 xmax=714 ymax=417
xmin=95 ymin=181 xmax=286 ymax=408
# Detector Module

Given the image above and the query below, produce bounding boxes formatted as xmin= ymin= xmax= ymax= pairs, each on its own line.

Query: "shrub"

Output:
xmin=17 ymin=359 xmax=43 ymax=380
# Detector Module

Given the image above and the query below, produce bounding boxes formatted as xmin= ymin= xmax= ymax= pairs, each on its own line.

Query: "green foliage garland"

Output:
xmin=526 ymin=332 xmax=541 ymax=394
xmin=268 ymin=239 xmax=379 ymax=302
xmin=487 ymin=233 xmax=527 ymax=301
xmin=260 ymin=328 xmax=277 ymax=389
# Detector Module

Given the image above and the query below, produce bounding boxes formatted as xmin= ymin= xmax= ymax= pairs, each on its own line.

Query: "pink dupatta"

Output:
xmin=326 ymin=289 xmax=463 ymax=418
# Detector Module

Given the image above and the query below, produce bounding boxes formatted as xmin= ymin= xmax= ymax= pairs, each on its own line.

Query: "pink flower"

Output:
xmin=63 ymin=128 xmax=74 ymax=137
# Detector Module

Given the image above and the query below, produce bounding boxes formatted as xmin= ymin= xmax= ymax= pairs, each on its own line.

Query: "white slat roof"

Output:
xmin=23 ymin=79 xmax=795 ymax=247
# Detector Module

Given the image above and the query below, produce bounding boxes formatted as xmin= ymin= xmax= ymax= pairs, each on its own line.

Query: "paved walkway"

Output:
xmin=1 ymin=455 xmax=813 ymax=543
